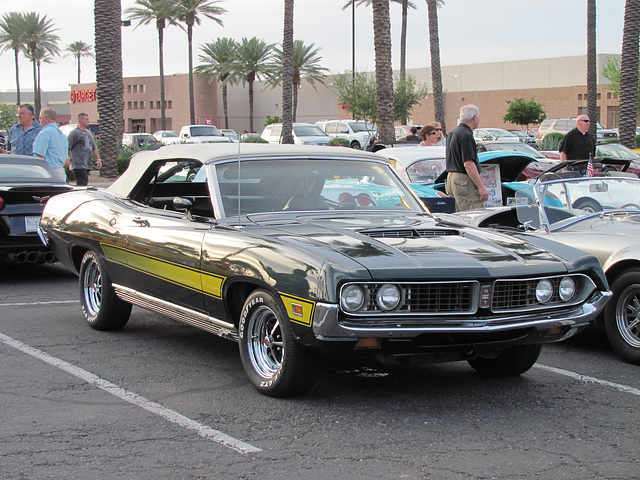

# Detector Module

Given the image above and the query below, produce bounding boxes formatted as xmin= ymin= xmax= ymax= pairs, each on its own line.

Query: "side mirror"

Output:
xmin=173 ymin=197 xmax=193 ymax=220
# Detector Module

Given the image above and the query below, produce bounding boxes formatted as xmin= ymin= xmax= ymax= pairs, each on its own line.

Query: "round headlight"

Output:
xmin=559 ymin=276 xmax=577 ymax=302
xmin=536 ymin=279 xmax=554 ymax=304
xmin=376 ymin=284 xmax=401 ymax=311
xmin=341 ymin=284 xmax=365 ymax=312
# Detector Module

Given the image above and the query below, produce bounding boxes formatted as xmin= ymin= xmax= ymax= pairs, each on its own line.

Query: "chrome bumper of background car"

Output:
xmin=312 ymin=290 xmax=611 ymax=339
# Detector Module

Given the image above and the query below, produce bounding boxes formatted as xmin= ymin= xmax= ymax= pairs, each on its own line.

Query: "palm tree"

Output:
xmin=175 ymin=0 xmax=227 ymax=125
xmin=0 ymin=12 xmax=25 ymax=105
xmin=280 ymin=0 xmax=294 ymax=144
xmin=125 ymin=0 xmax=178 ymax=131
xmin=269 ymin=41 xmax=329 ymax=123
xmin=427 ymin=0 xmax=446 ymax=135
xmin=24 ymin=44 xmax=55 ymax=107
xmin=20 ymin=12 xmax=60 ymax=114
xmin=94 ymin=0 xmax=125 ymax=178
xmin=65 ymin=40 xmax=94 ymax=84
xmin=619 ymin=0 xmax=640 ymax=149
xmin=233 ymin=37 xmax=275 ymax=133
xmin=586 ymin=0 xmax=597 ymax=138
xmin=194 ymin=38 xmax=238 ymax=129
xmin=371 ymin=0 xmax=394 ymax=142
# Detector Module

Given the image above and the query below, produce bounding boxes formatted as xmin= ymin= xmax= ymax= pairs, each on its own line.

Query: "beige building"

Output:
xmin=69 ymin=54 xmax=624 ymax=135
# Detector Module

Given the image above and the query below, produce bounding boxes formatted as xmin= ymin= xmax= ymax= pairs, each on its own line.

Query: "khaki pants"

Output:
xmin=446 ymin=172 xmax=484 ymax=212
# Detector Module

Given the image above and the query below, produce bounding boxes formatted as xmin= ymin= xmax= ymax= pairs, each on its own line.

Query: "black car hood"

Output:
xmin=247 ymin=212 xmax=570 ymax=280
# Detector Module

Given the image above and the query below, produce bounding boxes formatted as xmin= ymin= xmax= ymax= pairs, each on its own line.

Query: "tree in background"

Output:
xmin=333 ymin=71 xmax=378 ymax=127
xmin=0 ymin=103 xmax=17 ymax=131
xmin=0 ymin=12 xmax=25 ymax=105
xmin=125 ymin=0 xmax=179 ymax=131
xmin=65 ymin=40 xmax=94 ymax=84
xmin=619 ymin=0 xmax=640 ymax=149
xmin=586 ymin=0 xmax=597 ymax=137
xmin=233 ymin=37 xmax=275 ymax=133
xmin=426 ymin=0 xmax=446 ymax=135
xmin=21 ymin=12 xmax=60 ymax=114
xmin=94 ymin=0 xmax=124 ymax=178
xmin=394 ymin=74 xmax=427 ymax=123
xmin=175 ymin=0 xmax=226 ymax=125
xmin=269 ymin=40 xmax=329 ymax=122
xmin=371 ymin=0 xmax=394 ymax=142
xmin=503 ymin=97 xmax=547 ymax=131
xmin=195 ymin=38 xmax=238 ymax=129
xmin=602 ymin=57 xmax=640 ymax=115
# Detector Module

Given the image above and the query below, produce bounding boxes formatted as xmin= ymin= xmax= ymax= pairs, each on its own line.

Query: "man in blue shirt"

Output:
xmin=1 ymin=104 xmax=42 ymax=155
xmin=33 ymin=107 xmax=69 ymax=183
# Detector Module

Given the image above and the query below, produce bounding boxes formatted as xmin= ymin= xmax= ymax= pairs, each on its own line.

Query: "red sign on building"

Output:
xmin=70 ymin=89 xmax=97 ymax=103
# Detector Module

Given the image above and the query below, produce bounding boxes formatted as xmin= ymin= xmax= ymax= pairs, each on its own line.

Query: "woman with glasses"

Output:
xmin=429 ymin=121 xmax=446 ymax=146
xmin=419 ymin=125 xmax=440 ymax=146
xmin=559 ymin=115 xmax=595 ymax=161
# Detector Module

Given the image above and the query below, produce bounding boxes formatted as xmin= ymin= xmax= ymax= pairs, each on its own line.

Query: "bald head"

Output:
xmin=576 ymin=115 xmax=590 ymax=134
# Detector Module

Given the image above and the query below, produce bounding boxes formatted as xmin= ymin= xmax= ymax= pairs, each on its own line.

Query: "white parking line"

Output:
xmin=0 ymin=332 xmax=262 ymax=455
xmin=536 ymin=364 xmax=640 ymax=397
xmin=0 ymin=300 xmax=78 ymax=306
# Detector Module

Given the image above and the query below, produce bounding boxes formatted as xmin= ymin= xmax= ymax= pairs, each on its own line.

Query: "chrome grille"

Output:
xmin=492 ymin=277 xmax=564 ymax=312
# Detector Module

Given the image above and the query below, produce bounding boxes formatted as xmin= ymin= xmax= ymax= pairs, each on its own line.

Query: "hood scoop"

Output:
xmin=360 ymin=228 xmax=460 ymax=239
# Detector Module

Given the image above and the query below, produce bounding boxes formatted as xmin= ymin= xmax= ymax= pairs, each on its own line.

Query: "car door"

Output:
xmin=122 ymin=208 xmax=208 ymax=313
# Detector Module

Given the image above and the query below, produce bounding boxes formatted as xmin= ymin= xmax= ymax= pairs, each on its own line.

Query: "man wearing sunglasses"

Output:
xmin=559 ymin=115 xmax=596 ymax=161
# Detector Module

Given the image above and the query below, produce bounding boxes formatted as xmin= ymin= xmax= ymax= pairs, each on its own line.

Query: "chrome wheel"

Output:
xmin=82 ymin=257 xmax=102 ymax=317
xmin=615 ymin=284 xmax=640 ymax=348
xmin=246 ymin=305 xmax=283 ymax=379
xmin=238 ymin=290 xmax=319 ymax=396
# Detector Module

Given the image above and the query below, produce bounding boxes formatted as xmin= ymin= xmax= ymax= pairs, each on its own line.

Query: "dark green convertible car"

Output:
xmin=40 ymin=144 xmax=610 ymax=396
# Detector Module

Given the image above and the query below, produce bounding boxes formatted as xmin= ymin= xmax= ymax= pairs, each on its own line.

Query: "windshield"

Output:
xmin=135 ymin=135 xmax=158 ymax=145
xmin=595 ymin=144 xmax=640 ymax=160
xmin=214 ymin=158 xmax=423 ymax=217
xmin=292 ymin=125 xmax=328 ymax=137
xmin=406 ymin=158 xmax=447 ymax=184
xmin=162 ymin=131 xmax=178 ymax=137
xmin=191 ymin=126 xmax=221 ymax=136
xmin=485 ymin=143 xmax=546 ymax=158
xmin=348 ymin=122 xmax=376 ymax=133
xmin=0 ymin=162 xmax=54 ymax=180
xmin=518 ymin=177 xmax=640 ymax=230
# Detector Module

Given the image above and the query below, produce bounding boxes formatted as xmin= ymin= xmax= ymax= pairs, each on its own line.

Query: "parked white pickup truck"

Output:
xmin=178 ymin=125 xmax=232 ymax=143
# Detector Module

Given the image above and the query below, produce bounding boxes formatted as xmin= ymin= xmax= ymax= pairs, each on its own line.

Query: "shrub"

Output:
xmin=242 ymin=136 xmax=269 ymax=143
xmin=603 ymin=138 xmax=619 ymax=144
xmin=117 ymin=146 xmax=135 ymax=174
xmin=636 ymin=134 xmax=640 ymax=149
xmin=537 ymin=132 xmax=565 ymax=151
xmin=329 ymin=137 xmax=350 ymax=147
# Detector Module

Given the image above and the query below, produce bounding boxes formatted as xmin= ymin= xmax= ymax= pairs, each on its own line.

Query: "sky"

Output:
xmin=0 ymin=0 xmax=628 ymax=93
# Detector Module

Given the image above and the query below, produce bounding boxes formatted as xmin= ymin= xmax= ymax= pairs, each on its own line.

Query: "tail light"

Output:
xmin=0 ymin=195 xmax=4 ymax=211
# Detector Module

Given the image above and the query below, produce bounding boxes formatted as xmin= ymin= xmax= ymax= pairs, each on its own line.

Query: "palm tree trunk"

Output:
xmin=281 ymin=0 xmax=294 ymax=144
xmin=586 ymin=0 xmax=597 ymax=138
xmin=293 ymin=81 xmax=299 ymax=123
xmin=30 ymin=47 xmax=40 ymax=114
xmin=400 ymin=0 xmax=408 ymax=125
xmin=77 ymin=53 xmax=82 ymax=83
xmin=187 ymin=22 xmax=195 ymax=125
xmin=158 ymin=22 xmax=166 ymax=130
xmin=248 ymin=78 xmax=254 ymax=132
xmin=427 ymin=0 xmax=446 ymax=135
xmin=620 ymin=0 xmax=640 ymax=148
xmin=222 ymin=83 xmax=229 ymax=128
xmin=94 ymin=0 xmax=124 ymax=178
xmin=14 ymin=48 xmax=20 ymax=105
xmin=371 ymin=0 xmax=394 ymax=143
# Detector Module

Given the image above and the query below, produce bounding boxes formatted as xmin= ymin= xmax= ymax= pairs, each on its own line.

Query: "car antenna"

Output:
xmin=236 ymin=137 xmax=242 ymax=228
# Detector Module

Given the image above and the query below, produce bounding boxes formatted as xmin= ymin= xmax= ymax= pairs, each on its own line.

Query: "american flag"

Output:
xmin=586 ymin=153 xmax=594 ymax=177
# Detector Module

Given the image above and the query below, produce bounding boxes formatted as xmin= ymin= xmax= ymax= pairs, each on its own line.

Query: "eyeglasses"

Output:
xmin=428 ymin=132 xmax=438 ymax=136
xmin=435 ymin=128 xmax=442 ymax=131
xmin=579 ymin=119 xmax=590 ymax=123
